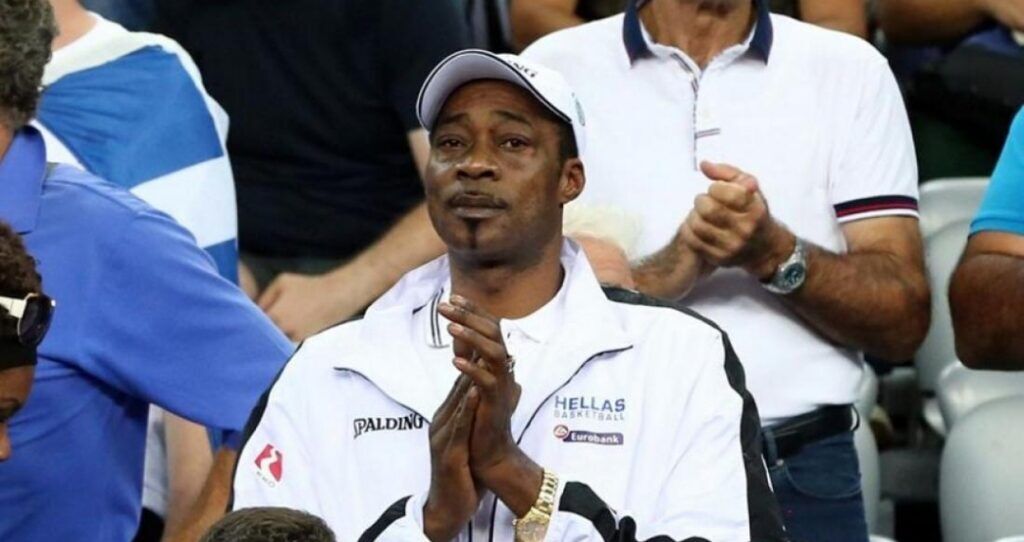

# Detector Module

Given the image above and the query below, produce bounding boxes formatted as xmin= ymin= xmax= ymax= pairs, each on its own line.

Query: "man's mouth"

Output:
xmin=448 ymin=193 xmax=507 ymax=219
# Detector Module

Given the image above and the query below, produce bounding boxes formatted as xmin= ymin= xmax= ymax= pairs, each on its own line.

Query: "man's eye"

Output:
xmin=437 ymin=137 xmax=463 ymax=148
xmin=501 ymin=137 xmax=529 ymax=149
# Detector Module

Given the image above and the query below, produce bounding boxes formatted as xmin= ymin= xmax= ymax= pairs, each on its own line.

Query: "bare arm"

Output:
xmin=164 ymin=448 xmax=237 ymax=542
xmin=258 ymin=129 xmax=446 ymax=340
xmin=510 ymin=0 xmax=585 ymax=50
xmin=681 ymin=163 xmax=929 ymax=362
xmin=160 ymin=414 xmax=215 ymax=541
xmin=878 ymin=0 xmax=1024 ymax=44
xmin=800 ymin=0 xmax=868 ymax=39
xmin=783 ymin=217 xmax=931 ymax=362
xmin=632 ymin=234 xmax=711 ymax=300
xmin=949 ymin=231 xmax=1024 ymax=369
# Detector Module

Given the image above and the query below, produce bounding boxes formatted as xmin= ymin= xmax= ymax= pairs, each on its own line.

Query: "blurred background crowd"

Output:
xmin=2 ymin=0 xmax=1024 ymax=541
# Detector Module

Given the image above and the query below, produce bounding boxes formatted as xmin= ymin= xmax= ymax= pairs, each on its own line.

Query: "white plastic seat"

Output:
xmin=937 ymin=362 xmax=1024 ymax=430
xmin=917 ymin=220 xmax=972 ymax=399
xmin=918 ymin=177 xmax=989 ymax=239
xmin=856 ymin=420 xmax=881 ymax=535
xmin=941 ymin=397 xmax=1024 ymax=542
xmin=854 ymin=369 xmax=881 ymax=533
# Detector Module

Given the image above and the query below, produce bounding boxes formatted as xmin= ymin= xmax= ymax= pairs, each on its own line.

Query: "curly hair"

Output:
xmin=0 ymin=220 xmax=41 ymax=340
xmin=200 ymin=508 xmax=336 ymax=542
xmin=0 ymin=0 xmax=56 ymax=130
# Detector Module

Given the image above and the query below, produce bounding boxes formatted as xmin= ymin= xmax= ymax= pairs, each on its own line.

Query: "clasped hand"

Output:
xmin=423 ymin=295 xmax=541 ymax=542
xmin=680 ymin=161 xmax=794 ymax=280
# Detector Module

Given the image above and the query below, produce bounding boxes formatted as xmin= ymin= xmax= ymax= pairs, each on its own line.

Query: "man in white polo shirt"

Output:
xmin=232 ymin=50 xmax=786 ymax=542
xmin=523 ymin=1 xmax=931 ymax=541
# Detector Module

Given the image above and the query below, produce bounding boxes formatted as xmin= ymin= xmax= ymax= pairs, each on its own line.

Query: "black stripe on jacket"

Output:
xmin=228 ymin=317 xmax=364 ymax=512
xmin=598 ymin=287 xmax=788 ymax=542
xmin=359 ymin=497 xmax=412 ymax=542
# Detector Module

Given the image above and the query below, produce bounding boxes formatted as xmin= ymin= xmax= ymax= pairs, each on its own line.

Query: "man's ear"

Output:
xmin=559 ymin=158 xmax=585 ymax=205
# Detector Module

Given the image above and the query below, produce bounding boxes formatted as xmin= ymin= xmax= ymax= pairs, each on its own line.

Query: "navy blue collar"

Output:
xmin=0 ymin=126 xmax=47 ymax=234
xmin=624 ymin=0 xmax=774 ymax=64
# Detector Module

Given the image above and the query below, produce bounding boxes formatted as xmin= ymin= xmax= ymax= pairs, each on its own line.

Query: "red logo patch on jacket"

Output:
xmin=254 ymin=444 xmax=284 ymax=483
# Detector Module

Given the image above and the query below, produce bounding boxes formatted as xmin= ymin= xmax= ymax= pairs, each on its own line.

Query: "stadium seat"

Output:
xmin=937 ymin=362 xmax=1024 ymax=431
xmin=916 ymin=219 xmax=972 ymax=435
xmin=856 ymin=419 xmax=882 ymax=534
xmin=918 ymin=178 xmax=989 ymax=239
xmin=854 ymin=369 xmax=881 ymax=533
xmin=941 ymin=397 xmax=1024 ymax=542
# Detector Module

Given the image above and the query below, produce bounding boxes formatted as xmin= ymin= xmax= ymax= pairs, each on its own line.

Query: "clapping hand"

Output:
xmin=437 ymin=295 xmax=543 ymax=518
xmin=423 ymin=375 xmax=482 ymax=542
xmin=681 ymin=161 xmax=794 ymax=280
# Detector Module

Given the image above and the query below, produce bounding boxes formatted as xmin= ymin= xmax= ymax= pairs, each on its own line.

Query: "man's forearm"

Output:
xmin=950 ymin=253 xmax=1024 ymax=369
xmin=511 ymin=1 xmax=585 ymax=50
xmin=479 ymin=451 xmax=544 ymax=518
xmin=801 ymin=0 xmax=868 ymax=38
xmin=633 ymin=237 xmax=709 ymax=300
xmin=325 ymin=202 xmax=445 ymax=307
xmin=785 ymin=243 xmax=930 ymax=361
xmin=878 ymin=0 xmax=988 ymax=43
xmin=163 ymin=448 xmax=237 ymax=542
xmin=161 ymin=414 xmax=215 ymax=540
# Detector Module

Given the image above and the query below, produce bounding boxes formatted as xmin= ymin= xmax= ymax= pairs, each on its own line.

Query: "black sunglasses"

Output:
xmin=0 ymin=293 xmax=56 ymax=347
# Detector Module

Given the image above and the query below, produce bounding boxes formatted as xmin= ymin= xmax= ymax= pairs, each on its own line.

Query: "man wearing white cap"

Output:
xmin=230 ymin=50 xmax=786 ymax=542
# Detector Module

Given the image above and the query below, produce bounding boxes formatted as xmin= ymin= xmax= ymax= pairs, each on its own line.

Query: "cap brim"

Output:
xmin=416 ymin=49 xmax=571 ymax=131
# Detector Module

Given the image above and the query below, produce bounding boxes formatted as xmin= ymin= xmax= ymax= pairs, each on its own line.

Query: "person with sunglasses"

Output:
xmin=0 ymin=2 xmax=294 ymax=540
xmin=0 ymin=220 xmax=54 ymax=462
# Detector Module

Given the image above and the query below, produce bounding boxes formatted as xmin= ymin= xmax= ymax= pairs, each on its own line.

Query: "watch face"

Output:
xmin=781 ymin=264 xmax=806 ymax=289
xmin=515 ymin=518 xmax=549 ymax=542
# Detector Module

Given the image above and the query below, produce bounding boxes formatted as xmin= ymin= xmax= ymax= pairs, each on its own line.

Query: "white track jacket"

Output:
xmin=233 ymin=243 xmax=786 ymax=542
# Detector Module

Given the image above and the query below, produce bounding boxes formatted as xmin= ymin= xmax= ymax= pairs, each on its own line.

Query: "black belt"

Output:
xmin=763 ymin=405 xmax=858 ymax=461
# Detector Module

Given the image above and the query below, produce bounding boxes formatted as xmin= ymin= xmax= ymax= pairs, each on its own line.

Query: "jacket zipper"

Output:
xmin=485 ymin=346 xmax=634 ymax=542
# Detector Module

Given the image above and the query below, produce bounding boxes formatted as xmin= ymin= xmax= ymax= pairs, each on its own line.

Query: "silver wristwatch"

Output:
xmin=762 ymin=237 xmax=807 ymax=295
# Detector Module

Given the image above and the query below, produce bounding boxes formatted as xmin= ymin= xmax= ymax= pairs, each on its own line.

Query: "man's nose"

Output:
xmin=456 ymin=144 xmax=499 ymax=181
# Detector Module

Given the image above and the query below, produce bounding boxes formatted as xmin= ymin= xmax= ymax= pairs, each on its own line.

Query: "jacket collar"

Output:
xmin=0 ymin=127 xmax=47 ymax=234
xmin=624 ymin=0 xmax=773 ymax=64
xmin=419 ymin=271 xmax=569 ymax=350
xmin=334 ymin=240 xmax=633 ymax=422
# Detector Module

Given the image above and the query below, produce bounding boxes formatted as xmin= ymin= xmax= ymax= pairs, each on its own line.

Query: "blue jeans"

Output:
xmin=765 ymin=431 xmax=869 ymax=542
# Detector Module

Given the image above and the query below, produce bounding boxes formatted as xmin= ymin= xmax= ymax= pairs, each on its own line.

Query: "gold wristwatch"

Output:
xmin=513 ymin=469 xmax=560 ymax=542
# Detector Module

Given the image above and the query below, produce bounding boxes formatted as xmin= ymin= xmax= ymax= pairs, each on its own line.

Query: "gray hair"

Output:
xmin=563 ymin=203 xmax=643 ymax=260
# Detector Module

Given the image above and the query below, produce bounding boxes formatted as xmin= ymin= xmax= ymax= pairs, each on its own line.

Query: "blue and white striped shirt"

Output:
xmin=35 ymin=14 xmax=238 ymax=282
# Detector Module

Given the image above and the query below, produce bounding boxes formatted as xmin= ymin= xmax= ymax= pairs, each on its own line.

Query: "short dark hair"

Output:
xmin=556 ymin=120 xmax=579 ymax=166
xmin=0 ymin=0 xmax=57 ymax=130
xmin=200 ymin=508 xmax=336 ymax=542
xmin=0 ymin=221 xmax=41 ymax=341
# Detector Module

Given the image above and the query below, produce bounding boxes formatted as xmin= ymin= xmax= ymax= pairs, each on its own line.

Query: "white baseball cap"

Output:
xmin=416 ymin=49 xmax=587 ymax=155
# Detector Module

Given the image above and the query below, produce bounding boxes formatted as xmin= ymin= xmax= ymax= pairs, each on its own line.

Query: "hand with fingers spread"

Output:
xmin=437 ymin=295 xmax=544 ymax=518
xmin=423 ymin=375 xmax=483 ymax=542
xmin=682 ymin=161 xmax=796 ymax=280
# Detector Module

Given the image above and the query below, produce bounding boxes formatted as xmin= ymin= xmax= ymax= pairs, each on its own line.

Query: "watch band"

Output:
xmin=533 ymin=469 xmax=559 ymax=516
xmin=513 ymin=469 xmax=560 ymax=542
xmin=763 ymin=237 xmax=807 ymax=295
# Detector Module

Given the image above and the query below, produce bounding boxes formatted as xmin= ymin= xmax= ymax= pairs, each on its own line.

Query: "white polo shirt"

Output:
xmin=414 ymin=276 xmax=569 ymax=396
xmin=523 ymin=0 xmax=919 ymax=423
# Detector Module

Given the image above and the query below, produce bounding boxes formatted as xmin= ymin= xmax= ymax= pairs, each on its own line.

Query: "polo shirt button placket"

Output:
xmin=670 ymin=53 xmax=704 ymax=170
